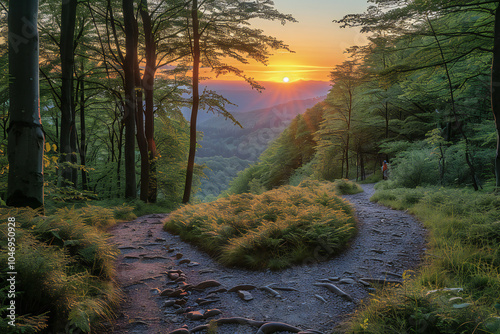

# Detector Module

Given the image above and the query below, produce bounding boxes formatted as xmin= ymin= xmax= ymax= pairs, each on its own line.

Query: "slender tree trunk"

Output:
xmin=136 ymin=60 xmax=149 ymax=202
xmin=70 ymin=101 xmax=78 ymax=187
xmin=7 ymin=0 xmax=44 ymax=209
xmin=60 ymin=0 xmax=77 ymax=187
xmin=183 ymin=0 xmax=200 ymax=204
xmin=492 ymin=4 xmax=500 ymax=190
xmin=123 ymin=0 xmax=138 ymax=198
xmin=79 ymin=63 xmax=88 ymax=190
xmin=140 ymin=0 xmax=158 ymax=203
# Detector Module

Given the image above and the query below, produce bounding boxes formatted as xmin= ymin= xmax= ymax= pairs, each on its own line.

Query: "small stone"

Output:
xmin=187 ymin=262 xmax=200 ymax=267
xmin=175 ymin=299 xmax=187 ymax=306
xmin=168 ymin=272 xmax=180 ymax=280
xmin=176 ymin=253 xmax=183 ymax=259
xmin=199 ymin=269 xmax=215 ymax=274
xmin=179 ymin=259 xmax=191 ymax=264
xmin=186 ymin=310 xmax=204 ymax=321
xmin=238 ymin=290 xmax=254 ymax=301
xmin=160 ymin=289 xmax=175 ymax=297
xmin=339 ymin=278 xmax=356 ymax=284
xmin=168 ymin=289 xmax=187 ymax=298
xmin=193 ymin=280 xmax=222 ymax=290
xmin=164 ymin=300 xmax=176 ymax=307
xmin=203 ymin=309 xmax=222 ymax=318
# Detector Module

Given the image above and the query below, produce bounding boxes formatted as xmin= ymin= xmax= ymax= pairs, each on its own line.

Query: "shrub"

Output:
xmin=164 ymin=181 xmax=357 ymax=270
xmin=0 ymin=206 xmax=120 ymax=333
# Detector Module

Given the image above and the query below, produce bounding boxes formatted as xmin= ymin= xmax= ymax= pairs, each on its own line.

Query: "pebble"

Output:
xmin=175 ymin=253 xmax=183 ymax=259
xmin=339 ymin=278 xmax=355 ymax=284
xmin=168 ymin=273 xmax=180 ymax=280
xmin=193 ymin=280 xmax=222 ymax=290
xmin=238 ymin=290 xmax=254 ymax=301
xmin=186 ymin=310 xmax=204 ymax=320
xmin=203 ymin=309 xmax=222 ymax=318
xmin=179 ymin=259 xmax=191 ymax=264
xmin=164 ymin=300 xmax=176 ymax=307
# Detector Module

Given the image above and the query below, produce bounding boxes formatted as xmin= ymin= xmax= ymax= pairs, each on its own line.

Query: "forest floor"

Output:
xmin=105 ymin=184 xmax=427 ymax=334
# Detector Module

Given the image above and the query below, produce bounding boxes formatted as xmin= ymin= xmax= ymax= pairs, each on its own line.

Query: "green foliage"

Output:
xmin=164 ymin=181 xmax=357 ymax=270
xmin=333 ymin=179 xmax=363 ymax=195
xmin=226 ymin=105 xmax=324 ymax=194
xmin=0 ymin=207 xmax=120 ymax=333
xmin=196 ymin=156 xmax=252 ymax=201
xmin=342 ymin=186 xmax=500 ymax=333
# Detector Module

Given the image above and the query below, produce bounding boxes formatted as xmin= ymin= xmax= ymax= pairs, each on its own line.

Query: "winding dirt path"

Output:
xmin=106 ymin=184 xmax=427 ymax=334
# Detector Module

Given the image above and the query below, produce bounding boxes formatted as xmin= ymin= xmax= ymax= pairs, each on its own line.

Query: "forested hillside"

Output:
xmin=228 ymin=1 xmax=498 ymax=194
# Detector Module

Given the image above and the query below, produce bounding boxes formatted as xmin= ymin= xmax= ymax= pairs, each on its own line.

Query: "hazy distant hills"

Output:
xmin=188 ymin=79 xmax=330 ymax=122
xmin=193 ymin=80 xmax=329 ymax=201
xmin=197 ymin=96 xmax=325 ymax=161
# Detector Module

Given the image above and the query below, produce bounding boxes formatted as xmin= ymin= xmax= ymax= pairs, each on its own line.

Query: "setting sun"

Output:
xmin=283 ymin=77 xmax=290 ymax=83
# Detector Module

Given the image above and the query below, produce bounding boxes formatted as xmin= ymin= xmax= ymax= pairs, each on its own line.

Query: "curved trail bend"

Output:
xmin=108 ymin=184 xmax=427 ymax=334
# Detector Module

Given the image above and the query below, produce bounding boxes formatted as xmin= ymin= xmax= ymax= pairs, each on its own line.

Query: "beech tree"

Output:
xmin=7 ymin=0 xmax=44 ymax=208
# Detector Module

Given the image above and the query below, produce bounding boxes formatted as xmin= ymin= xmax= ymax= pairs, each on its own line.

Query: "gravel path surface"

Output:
xmin=107 ymin=184 xmax=427 ymax=334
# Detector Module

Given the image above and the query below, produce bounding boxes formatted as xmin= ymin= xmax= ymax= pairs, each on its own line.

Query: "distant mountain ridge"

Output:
xmin=197 ymin=96 xmax=324 ymax=161
xmin=185 ymin=79 xmax=330 ymax=122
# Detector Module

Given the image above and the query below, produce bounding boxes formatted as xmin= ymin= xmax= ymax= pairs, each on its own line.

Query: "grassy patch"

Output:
xmin=0 ymin=206 xmax=122 ymax=333
xmin=338 ymin=186 xmax=500 ymax=334
xmin=164 ymin=180 xmax=358 ymax=270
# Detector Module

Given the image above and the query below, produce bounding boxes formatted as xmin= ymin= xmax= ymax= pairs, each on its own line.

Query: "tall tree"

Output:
xmin=182 ymin=0 xmax=201 ymax=204
xmin=7 ymin=0 xmax=44 ymax=208
xmin=60 ymin=0 xmax=78 ymax=187
xmin=492 ymin=3 xmax=500 ymax=190
xmin=123 ymin=0 xmax=138 ymax=198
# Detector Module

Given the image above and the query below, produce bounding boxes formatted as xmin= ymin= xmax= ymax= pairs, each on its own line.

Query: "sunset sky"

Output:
xmin=211 ymin=0 xmax=371 ymax=83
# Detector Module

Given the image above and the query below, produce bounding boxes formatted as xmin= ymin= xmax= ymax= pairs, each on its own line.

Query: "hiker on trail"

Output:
xmin=382 ymin=160 xmax=389 ymax=180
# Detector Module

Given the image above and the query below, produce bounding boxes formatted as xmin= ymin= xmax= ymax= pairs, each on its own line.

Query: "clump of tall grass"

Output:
xmin=338 ymin=186 xmax=500 ymax=334
xmin=164 ymin=181 xmax=357 ymax=270
xmin=0 ymin=206 xmax=121 ymax=333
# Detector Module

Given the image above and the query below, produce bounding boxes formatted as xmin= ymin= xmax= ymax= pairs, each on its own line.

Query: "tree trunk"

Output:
xmin=60 ymin=0 xmax=77 ymax=187
xmin=135 ymin=60 xmax=149 ymax=202
xmin=7 ymin=0 xmax=44 ymax=209
xmin=140 ymin=0 xmax=158 ymax=203
xmin=79 ymin=63 xmax=88 ymax=190
xmin=492 ymin=4 xmax=500 ymax=190
xmin=123 ymin=0 xmax=138 ymax=199
xmin=183 ymin=0 xmax=200 ymax=204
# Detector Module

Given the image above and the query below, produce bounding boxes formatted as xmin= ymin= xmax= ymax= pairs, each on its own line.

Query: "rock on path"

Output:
xmin=106 ymin=184 xmax=427 ymax=334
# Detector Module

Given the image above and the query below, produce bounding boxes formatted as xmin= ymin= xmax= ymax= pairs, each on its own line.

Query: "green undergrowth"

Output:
xmin=338 ymin=185 xmax=500 ymax=334
xmin=45 ymin=196 xmax=174 ymax=218
xmin=164 ymin=180 xmax=359 ymax=270
xmin=0 ymin=205 xmax=124 ymax=333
